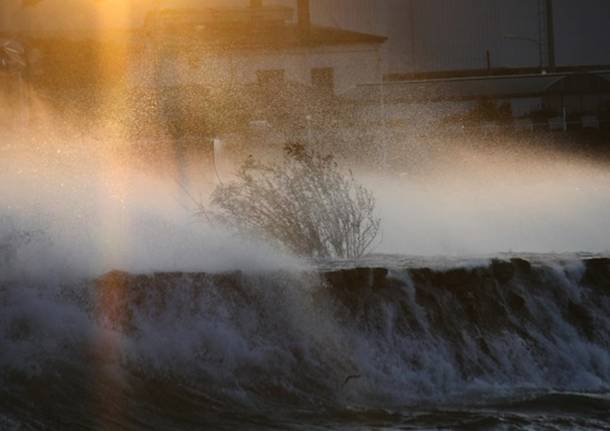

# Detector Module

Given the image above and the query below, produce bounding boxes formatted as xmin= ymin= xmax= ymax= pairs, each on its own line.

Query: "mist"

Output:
xmin=2 ymin=113 xmax=609 ymax=283
xmin=2 ymin=1 xmax=610 ymax=428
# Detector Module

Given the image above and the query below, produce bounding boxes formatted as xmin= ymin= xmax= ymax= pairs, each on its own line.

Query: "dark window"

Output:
xmin=311 ymin=67 xmax=334 ymax=92
xmin=257 ymin=69 xmax=285 ymax=86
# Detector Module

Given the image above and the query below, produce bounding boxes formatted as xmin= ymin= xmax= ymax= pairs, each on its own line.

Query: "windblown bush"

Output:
xmin=203 ymin=143 xmax=380 ymax=259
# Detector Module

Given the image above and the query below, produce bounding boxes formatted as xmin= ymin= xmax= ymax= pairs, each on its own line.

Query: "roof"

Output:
xmin=385 ymin=65 xmax=610 ymax=82
xmin=148 ymin=6 xmax=295 ymax=27
xmin=345 ymin=71 xmax=610 ymax=103
xmin=145 ymin=8 xmax=387 ymax=50
xmin=149 ymin=25 xmax=387 ymax=51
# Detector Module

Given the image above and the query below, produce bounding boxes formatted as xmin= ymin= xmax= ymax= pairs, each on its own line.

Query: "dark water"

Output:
xmin=1 ymin=255 xmax=609 ymax=430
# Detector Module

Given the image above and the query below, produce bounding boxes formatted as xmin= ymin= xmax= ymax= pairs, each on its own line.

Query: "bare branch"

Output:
xmin=202 ymin=143 xmax=380 ymax=259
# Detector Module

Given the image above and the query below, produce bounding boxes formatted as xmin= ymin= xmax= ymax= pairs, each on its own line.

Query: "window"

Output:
xmin=257 ymin=69 xmax=285 ymax=87
xmin=311 ymin=67 xmax=334 ymax=93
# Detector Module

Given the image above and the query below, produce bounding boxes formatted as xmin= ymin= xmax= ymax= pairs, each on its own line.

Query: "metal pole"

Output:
xmin=486 ymin=50 xmax=491 ymax=74
xmin=537 ymin=0 xmax=544 ymax=71
xmin=378 ymin=50 xmax=387 ymax=169
xmin=409 ymin=0 xmax=417 ymax=73
xmin=18 ymin=72 xmax=26 ymax=126
xmin=539 ymin=38 xmax=544 ymax=71
xmin=306 ymin=115 xmax=312 ymax=145
xmin=545 ymin=0 xmax=556 ymax=71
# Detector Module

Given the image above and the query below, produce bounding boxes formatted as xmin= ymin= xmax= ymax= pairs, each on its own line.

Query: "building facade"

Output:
xmin=346 ymin=71 xmax=610 ymax=133
xmin=129 ymin=1 xmax=386 ymax=95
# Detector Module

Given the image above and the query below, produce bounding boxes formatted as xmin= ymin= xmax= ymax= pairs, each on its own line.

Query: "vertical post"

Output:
xmin=486 ymin=50 xmax=491 ymax=74
xmin=297 ymin=0 xmax=311 ymax=41
xmin=545 ymin=0 xmax=556 ymax=71
xmin=536 ymin=0 xmax=545 ymax=71
xmin=306 ymin=115 xmax=312 ymax=145
xmin=378 ymin=50 xmax=387 ymax=169
xmin=18 ymin=71 xmax=29 ymax=126
xmin=213 ymin=138 xmax=224 ymax=185
xmin=409 ymin=0 xmax=417 ymax=73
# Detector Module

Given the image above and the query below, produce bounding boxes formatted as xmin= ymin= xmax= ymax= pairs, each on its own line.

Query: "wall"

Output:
xmin=133 ymin=43 xmax=381 ymax=94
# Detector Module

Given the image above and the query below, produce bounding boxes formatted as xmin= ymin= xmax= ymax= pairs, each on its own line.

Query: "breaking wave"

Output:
xmin=1 ymin=248 xmax=609 ymax=429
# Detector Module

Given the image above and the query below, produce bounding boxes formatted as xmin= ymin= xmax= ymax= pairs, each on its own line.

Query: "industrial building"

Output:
xmin=347 ymin=71 xmax=610 ymax=133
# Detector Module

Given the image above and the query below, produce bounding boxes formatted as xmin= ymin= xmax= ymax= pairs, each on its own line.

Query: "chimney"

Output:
xmin=297 ymin=0 xmax=311 ymax=40
xmin=250 ymin=0 xmax=262 ymax=26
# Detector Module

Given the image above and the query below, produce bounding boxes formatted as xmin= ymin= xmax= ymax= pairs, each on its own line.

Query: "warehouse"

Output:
xmin=346 ymin=71 xmax=610 ymax=132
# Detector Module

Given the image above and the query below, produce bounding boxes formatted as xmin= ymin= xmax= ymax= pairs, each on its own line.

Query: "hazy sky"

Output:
xmin=1 ymin=0 xmax=609 ymax=72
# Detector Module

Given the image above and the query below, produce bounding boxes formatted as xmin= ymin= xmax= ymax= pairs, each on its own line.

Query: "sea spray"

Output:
xmin=2 ymin=257 xmax=609 ymax=422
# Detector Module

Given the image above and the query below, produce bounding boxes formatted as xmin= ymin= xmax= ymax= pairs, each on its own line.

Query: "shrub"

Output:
xmin=201 ymin=143 xmax=380 ymax=259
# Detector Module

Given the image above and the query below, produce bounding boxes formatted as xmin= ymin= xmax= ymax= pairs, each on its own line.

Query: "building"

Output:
xmin=346 ymin=71 xmax=610 ymax=132
xmin=3 ymin=0 xmax=609 ymax=77
xmin=129 ymin=0 xmax=386 ymax=96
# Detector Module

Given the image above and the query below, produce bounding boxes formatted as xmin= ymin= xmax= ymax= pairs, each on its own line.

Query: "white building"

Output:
xmin=129 ymin=0 xmax=386 ymax=95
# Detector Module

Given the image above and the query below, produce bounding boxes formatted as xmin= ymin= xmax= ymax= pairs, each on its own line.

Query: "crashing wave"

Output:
xmin=1 ymin=256 xmax=609 ymax=428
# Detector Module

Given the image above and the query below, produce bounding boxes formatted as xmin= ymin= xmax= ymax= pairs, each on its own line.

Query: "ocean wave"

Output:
xmin=1 ymin=256 xmax=609 ymax=428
